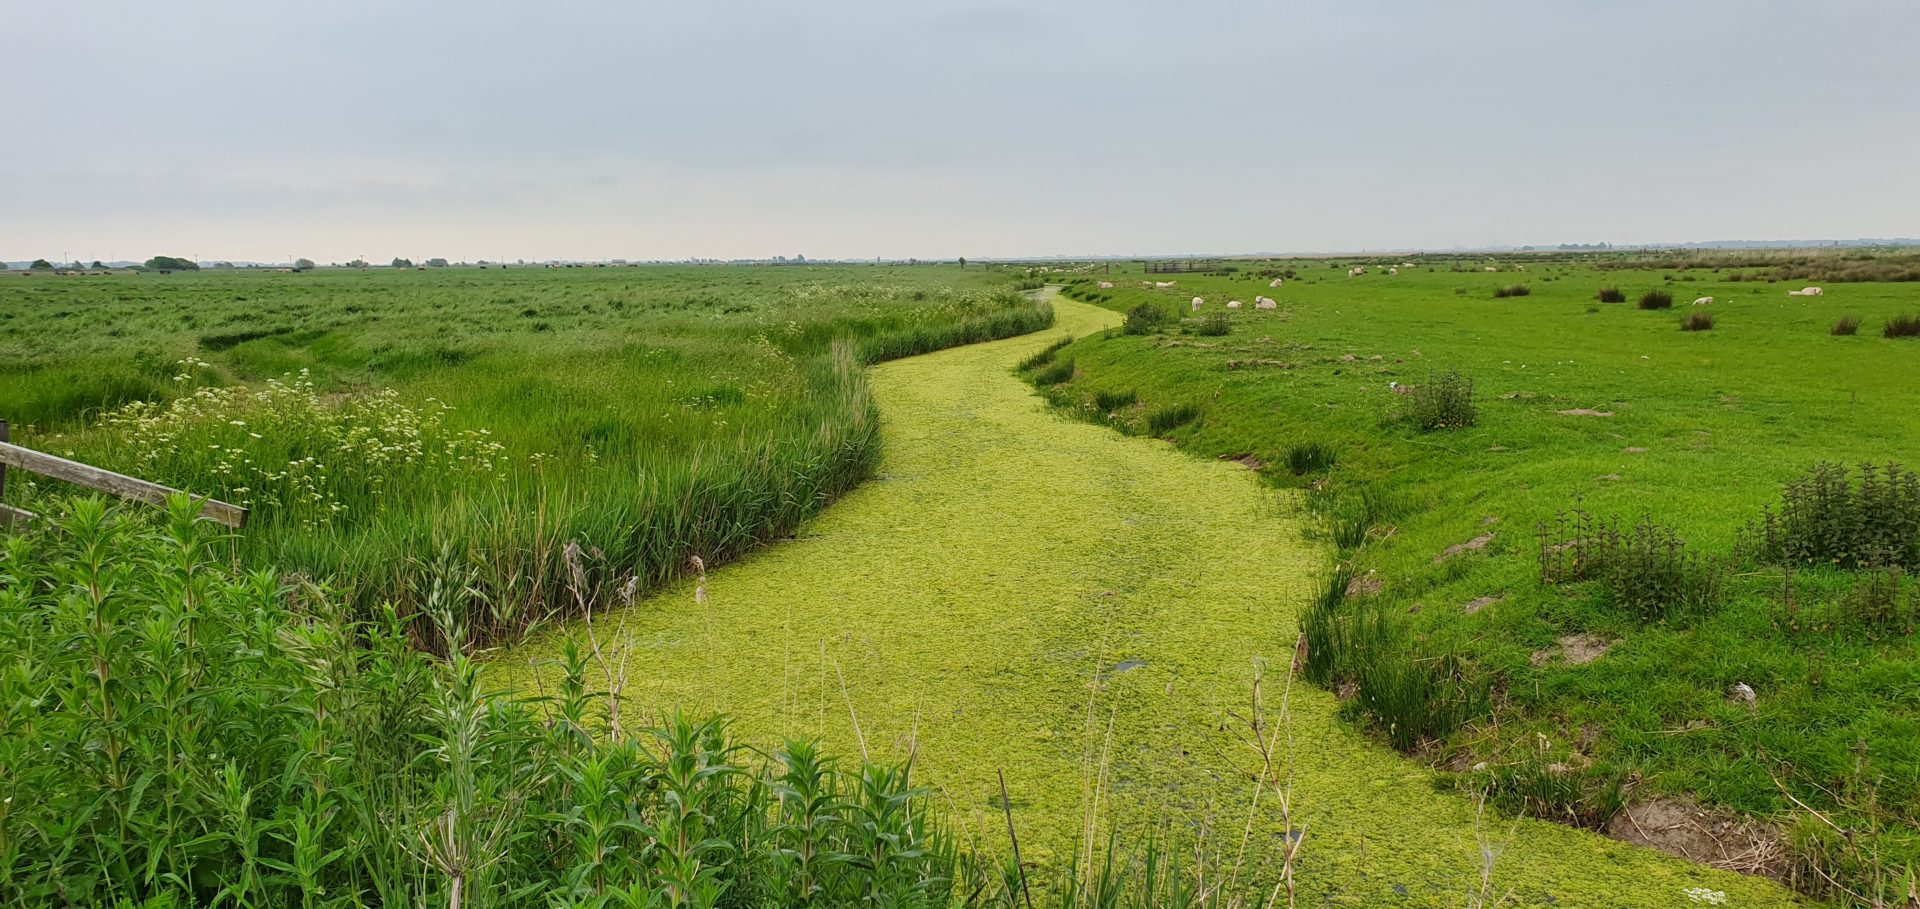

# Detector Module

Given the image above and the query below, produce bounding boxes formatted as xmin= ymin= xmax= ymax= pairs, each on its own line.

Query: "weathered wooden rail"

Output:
xmin=0 ymin=420 xmax=248 ymax=529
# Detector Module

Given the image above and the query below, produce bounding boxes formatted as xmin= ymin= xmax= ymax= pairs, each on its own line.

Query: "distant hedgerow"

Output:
xmin=1596 ymin=287 xmax=1626 ymax=303
xmin=1637 ymin=290 xmax=1673 ymax=310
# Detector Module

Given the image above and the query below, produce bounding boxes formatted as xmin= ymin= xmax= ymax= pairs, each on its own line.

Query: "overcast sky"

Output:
xmin=4 ymin=1 xmax=1916 ymax=263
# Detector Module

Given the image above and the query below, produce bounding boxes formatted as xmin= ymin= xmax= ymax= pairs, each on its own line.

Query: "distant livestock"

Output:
xmin=1255 ymin=297 xmax=1277 ymax=310
xmin=1484 ymin=266 xmax=1498 ymax=272
xmin=1787 ymin=286 xmax=1824 ymax=297
xmin=1269 ymin=278 xmax=1284 ymax=288
xmin=1155 ymin=281 xmax=1176 ymax=288
xmin=1692 ymin=296 xmax=1714 ymax=306
xmin=1097 ymin=281 xmax=1113 ymax=288
xmin=1192 ymin=296 xmax=1205 ymax=311
xmin=1347 ymin=267 xmax=1365 ymax=277
xmin=1227 ymin=299 xmax=1243 ymax=308
xmin=1389 ymin=267 xmax=1398 ymax=275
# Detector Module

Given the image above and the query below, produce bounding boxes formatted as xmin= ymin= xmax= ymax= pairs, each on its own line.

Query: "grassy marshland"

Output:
xmin=1 ymin=265 xmax=1051 ymax=645
xmin=1039 ymin=251 xmax=1920 ymax=903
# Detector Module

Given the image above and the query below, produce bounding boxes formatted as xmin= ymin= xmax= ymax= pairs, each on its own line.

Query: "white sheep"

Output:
xmin=1255 ymin=297 xmax=1277 ymax=310
xmin=1484 ymin=266 xmax=1498 ymax=272
xmin=1155 ymin=281 xmax=1176 ymax=288
xmin=1787 ymin=286 xmax=1823 ymax=297
xmin=1347 ymin=266 xmax=1365 ymax=277
xmin=1227 ymin=299 xmax=1243 ymax=309
xmin=1692 ymin=296 xmax=1714 ymax=306
xmin=1191 ymin=296 xmax=1204 ymax=311
xmin=1097 ymin=281 xmax=1113 ymax=289
xmin=1389 ymin=267 xmax=1398 ymax=275
xmin=1269 ymin=278 xmax=1284 ymax=288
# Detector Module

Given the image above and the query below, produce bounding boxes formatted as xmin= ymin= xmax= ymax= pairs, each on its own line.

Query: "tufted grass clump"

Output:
xmin=1752 ymin=462 xmax=1920 ymax=571
xmin=1016 ymin=335 xmax=1073 ymax=371
xmin=1596 ymin=287 xmax=1626 ymax=303
xmin=1680 ymin=311 xmax=1715 ymax=331
xmin=1286 ymin=440 xmax=1337 ymax=475
xmin=1831 ymin=315 xmax=1861 ymax=336
xmin=1403 ymin=370 xmax=1477 ymax=431
xmin=1492 ymin=284 xmax=1531 ymax=298
xmin=1539 ymin=508 xmax=1725 ymax=619
xmin=1194 ymin=310 xmax=1232 ymax=336
xmin=1032 ymin=356 xmax=1076 ymax=386
xmin=1885 ymin=314 xmax=1920 ymax=338
xmin=1637 ymin=289 xmax=1673 ymax=310
xmin=1093 ymin=387 xmax=1137 ymax=412
xmin=1145 ymin=401 xmax=1201 ymax=435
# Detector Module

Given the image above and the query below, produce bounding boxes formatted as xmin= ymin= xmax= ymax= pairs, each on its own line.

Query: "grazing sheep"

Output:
xmin=1255 ymin=297 xmax=1277 ymax=310
xmin=1155 ymin=281 xmax=1176 ymax=288
xmin=1389 ymin=267 xmax=1399 ymax=275
xmin=1098 ymin=281 xmax=1113 ymax=289
xmin=1227 ymin=299 xmax=1243 ymax=309
xmin=1787 ymin=286 xmax=1823 ymax=297
xmin=1402 ymin=261 xmax=1416 ymax=267
xmin=1347 ymin=266 xmax=1365 ymax=277
xmin=1192 ymin=296 xmax=1205 ymax=311
xmin=1692 ymin=296 xmax=1714 ymax=306
xmin=1484 ymin=266 xmax=1498 ymax=272
xmin=1269 ymin=278 xmax=1284 ymax=288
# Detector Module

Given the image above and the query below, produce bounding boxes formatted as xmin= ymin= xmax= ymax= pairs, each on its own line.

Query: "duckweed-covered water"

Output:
xmin=502 ymin=294 xmax=1799 ymax=907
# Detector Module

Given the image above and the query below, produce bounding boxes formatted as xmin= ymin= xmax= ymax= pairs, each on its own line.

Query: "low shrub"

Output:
xmin=1831 ymin=316 xmax=1861 ymax=336
xmin=1092 ymin=388 xmax=1137 ymax=412
xmin=1637 ymin=290 xmax=1673 ymax=310
xmin=1286 ymin=440 xmax=1337 ymax=475
xmin=1122 ymin=302 xmax=1170 ymax=335
xmin=1752 ymin=462 xmax=1920 ymax=570
xmin=1492 ymin=284 xmax=1531 ymax=298
xmin=1596 ymin=287 xmax=1626 ymax=303
xmin=1476 ymin=741 xmax=1627 ymax=830
xmin=1539 ymin=509 xmax=1725 ymax=619
xmin=1680 ymin=311 xmax=1715 ymax=331
xmin=1404 ymin=370 xmax=1477 ymax=431
xmin=0 ymin=498 xmax=960 ymax=908
xmin=1016 ymin=335 xmax=1073 ymax=371
xmin=1885 ymin=314 xmax=1920 ymax=338
xmin=1194 ymin=311 xmax=1232 ymax=336
xmin=1145 ymin=401 xmax=1201 ymax=435
xmin=1032 ymin=356 xmax=1075 ymax=386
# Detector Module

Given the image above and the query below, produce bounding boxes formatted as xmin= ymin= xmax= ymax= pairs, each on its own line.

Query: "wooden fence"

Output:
xmin=1142 ymin=260 xmax=1218 ymax=274
xmin=0 ymin=420 xmax=248 ymax=529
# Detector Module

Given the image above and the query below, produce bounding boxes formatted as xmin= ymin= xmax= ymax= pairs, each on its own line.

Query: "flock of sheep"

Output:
xmin=1096 ymin=269 xmax=1828 ymax=317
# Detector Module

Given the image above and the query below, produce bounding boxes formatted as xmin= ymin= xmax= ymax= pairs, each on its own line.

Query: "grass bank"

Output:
xmin=1037 ymin=257 xmax=1919 ymax=903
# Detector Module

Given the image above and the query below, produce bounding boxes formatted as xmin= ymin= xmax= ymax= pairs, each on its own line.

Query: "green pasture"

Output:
xmin=1041 ymin=255 xmax=1920 ymax=902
